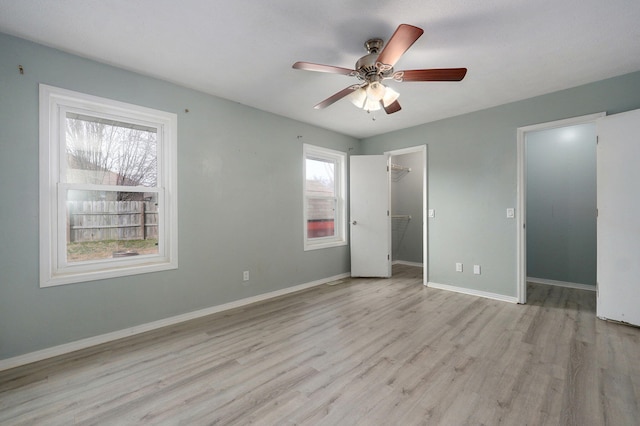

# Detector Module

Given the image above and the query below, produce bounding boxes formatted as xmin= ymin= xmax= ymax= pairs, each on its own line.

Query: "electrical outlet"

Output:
xmin=473 ymin=265 xmax=481 ymax=275
xmin=428 ymin=209 xmax=435 ymax=218
xmin=506 ymin=208 xmax=515 ymax=218
xmin=455 ymin=263 xmax=463 ymax=272
xmin=243 ymin=271 xmax=249 ymax=281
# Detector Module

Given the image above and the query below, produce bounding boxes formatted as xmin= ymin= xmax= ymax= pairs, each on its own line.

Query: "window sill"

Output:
xmin=41 ymin=260 xmax=178 ymax=287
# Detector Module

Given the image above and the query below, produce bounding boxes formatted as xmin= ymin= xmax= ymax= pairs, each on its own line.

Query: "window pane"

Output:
xmin=66 ymin=190 xmax=159 ymax=262
xmin=302 ymin=144 xmax=346 ymax=251
xmin=306 ymin=158 xmax=335 ymax=197
xmin=306 ymin=197 xmax=336 ymax=238
xmin=65 ymin=113 xmax=158 ymax=187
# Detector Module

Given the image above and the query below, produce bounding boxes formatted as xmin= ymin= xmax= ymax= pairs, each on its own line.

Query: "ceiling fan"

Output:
xmin=292 ymin=24 xmax=467 ymax=114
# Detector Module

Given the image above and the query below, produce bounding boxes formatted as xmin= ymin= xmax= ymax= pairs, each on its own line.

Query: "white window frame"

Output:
xmin=303 ymin=144 xmax=347 ymax=251
xmin=39 ymin=84 xmax=178 ymax=287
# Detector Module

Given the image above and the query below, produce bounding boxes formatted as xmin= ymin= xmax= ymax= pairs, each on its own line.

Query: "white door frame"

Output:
xmin=516 ymin=112 xmax=604 ymax=304
xmin=385 ymin=145 xmax=428 ymax=285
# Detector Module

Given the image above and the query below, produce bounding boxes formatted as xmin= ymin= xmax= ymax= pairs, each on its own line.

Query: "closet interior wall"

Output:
xmin=390 ymin=152 xmax=423 ymax=265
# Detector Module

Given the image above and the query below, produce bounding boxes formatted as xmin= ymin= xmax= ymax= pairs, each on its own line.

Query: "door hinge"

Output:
xmin=387 ymin=210 xmax=390 ymax=216
xmin=596 ymin=135 xmax=599 ymax=144
xmin=388 ymin=254 xmax=390 ymax=260
xmin=387 ymin=165 xmax=389 ymax=172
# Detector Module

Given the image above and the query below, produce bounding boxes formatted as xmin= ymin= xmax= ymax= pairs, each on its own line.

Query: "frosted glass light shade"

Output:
xmin=364 ymin=98 xmax=382 ymax=111
xmin=366 ymin=82 xmax=386 ymax=101
xmin=348 ymin=82 xmax=397 ymax=112
xmin=348 ymin=88 xmax=367 ymax=108
xmin=382 ymin=87 xmax=400 ymax=107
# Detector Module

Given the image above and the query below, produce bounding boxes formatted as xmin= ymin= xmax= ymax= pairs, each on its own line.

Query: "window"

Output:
xmin=303 ymin=144 xmax=347 ymax=250
xmin=39 ymin=85 xmax=178 ymax=286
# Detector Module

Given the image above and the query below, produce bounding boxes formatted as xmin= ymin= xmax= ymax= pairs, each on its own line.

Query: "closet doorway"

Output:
xmin=516 ymin=113 xmax=602 ymax=303
xmin=386 ymin=145 xmax=427 ymax=284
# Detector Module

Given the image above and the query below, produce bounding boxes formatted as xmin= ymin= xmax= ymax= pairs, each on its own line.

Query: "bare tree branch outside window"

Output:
xmin=65 ymin=114 xmax=157 ymax=200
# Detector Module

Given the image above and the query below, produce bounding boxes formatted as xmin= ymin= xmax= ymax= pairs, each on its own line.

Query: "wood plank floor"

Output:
xmin=1 ymin=264 xmax=639 ymax=425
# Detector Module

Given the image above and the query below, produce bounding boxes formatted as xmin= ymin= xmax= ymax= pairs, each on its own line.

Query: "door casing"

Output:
xmin=386 ymin=145 xmax=428 ymax=285
xmin=516 ymin=112 xmax=604 ymax=304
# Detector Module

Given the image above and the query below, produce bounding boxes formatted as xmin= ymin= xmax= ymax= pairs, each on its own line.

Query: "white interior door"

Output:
xmin=350 ymin=155 xmax=391 ymax=277
xmin=597 ymin=109 xmax=640 ymax=326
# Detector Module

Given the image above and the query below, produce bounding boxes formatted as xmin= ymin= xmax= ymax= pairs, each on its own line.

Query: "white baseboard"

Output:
xmin=392 ymin=260 xmax=424 ymax=268
xmin=0 ymin=272 xmax=350 ymax=372
xmin=527 ymin=276 xmax=596 ymax=291
xmin=427 ymin=282 xmax=518 ymax=304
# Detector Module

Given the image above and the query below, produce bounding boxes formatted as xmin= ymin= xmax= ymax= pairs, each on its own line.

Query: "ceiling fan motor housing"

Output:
xmin=356 ymin=38 xmax=394 ymax=83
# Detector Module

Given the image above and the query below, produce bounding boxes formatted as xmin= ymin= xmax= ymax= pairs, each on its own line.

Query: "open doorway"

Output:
xmin=516 ymin=113 xmax=603 ymax=303
xmin=387 ymin=145 xmax=427 ymax=284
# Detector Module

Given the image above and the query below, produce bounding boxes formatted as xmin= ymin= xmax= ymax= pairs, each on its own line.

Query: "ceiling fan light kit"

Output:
xmin=348 ymin=83 xmax=400 ymax=112
xmin=366 ymin=81 xmax=386 ymax=102
xmin=292 ymin=24 xmax=467 ymax=115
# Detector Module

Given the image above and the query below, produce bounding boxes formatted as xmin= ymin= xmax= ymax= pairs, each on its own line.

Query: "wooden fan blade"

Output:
xmin=395 ymin=68 xmax=468 ymax=82
xmin=313 ymin=85 xmax=361 ymax=109
xmin=384 ymin=100 xmax=402 ymax=114
xmin=376 ymin=24 xmax=424 ymax=67
xmin=293 ymin=61 xmax=356 ymax=76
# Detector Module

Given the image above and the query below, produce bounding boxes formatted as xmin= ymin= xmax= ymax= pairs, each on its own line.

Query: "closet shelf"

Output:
xmin=390 ymin=163 xmax=411 ymax=172
xmin=391 ymin=215 xmax=412 ymax=220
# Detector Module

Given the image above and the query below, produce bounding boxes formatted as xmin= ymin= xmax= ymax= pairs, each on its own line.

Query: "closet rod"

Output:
xmin=391 ymin=215 xmax=412 ymax=220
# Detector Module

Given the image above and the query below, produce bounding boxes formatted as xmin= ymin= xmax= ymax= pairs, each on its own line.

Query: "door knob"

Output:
xmin=352 ymin=220 xmax=357 ymax=225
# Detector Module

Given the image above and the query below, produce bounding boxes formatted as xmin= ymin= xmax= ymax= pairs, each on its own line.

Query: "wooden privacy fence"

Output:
xmin=67 ymin=200 xmax=158 ymax=242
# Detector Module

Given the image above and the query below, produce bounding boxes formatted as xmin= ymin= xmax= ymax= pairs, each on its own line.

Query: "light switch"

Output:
xmin=428 ymin=209 xmax=435 ymax=218
xmin=473 ymin=265 xmax=481 ymax=275
xmin=455 ymin=262 xmax=463 ymax=272
xmin=506 ymin=208 xmax=515 ymax=218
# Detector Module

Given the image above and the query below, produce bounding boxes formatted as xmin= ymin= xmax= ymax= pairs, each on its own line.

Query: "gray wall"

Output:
xmin=362 ymin=71 xmax=640 ymax=297
xmin=526 ymin=124 xmax=597 ymax=285
xmin=391 ymin=152 xmax=423 ymax=264
xmin=3 ymin=30 xmax=640 ymax=361
xmin=0 ymin=33 xmax=358 ymax=360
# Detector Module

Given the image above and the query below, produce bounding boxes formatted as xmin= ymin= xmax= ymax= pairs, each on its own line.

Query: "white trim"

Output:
xmin=527 ymin=277 xmax=596 ymax=291
xmin=39 ymin=84 xmax=178 ymax=287
xmin=516 ymin=112 xmax=605 ymax=304
xmin=385 ymin=146 xmax=425 ymax=156
xmin=517 ymin=113 xmax=606 ymax=134
xmin=427 ymin=282 xmax=519 ymax=304
xmin=392 ymin=260 xmax=423 ymax=268
xmin=516 ymin=129 xmax=526 ymax=304
xmin=303 ymin=144 xmax=347 ymax=251
xmin=0 ymin=272 xmax=350 ymax=372
xmin=385 ymin=145 xmax=428 ymax=285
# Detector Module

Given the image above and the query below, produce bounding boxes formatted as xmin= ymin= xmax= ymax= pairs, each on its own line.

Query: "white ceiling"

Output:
xmin=1 ymin=0 xmax=640 ymax=138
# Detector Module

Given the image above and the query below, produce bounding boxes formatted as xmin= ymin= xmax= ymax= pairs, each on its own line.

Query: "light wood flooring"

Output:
xmin=1 ymin=265 xmax=639 ymax=425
